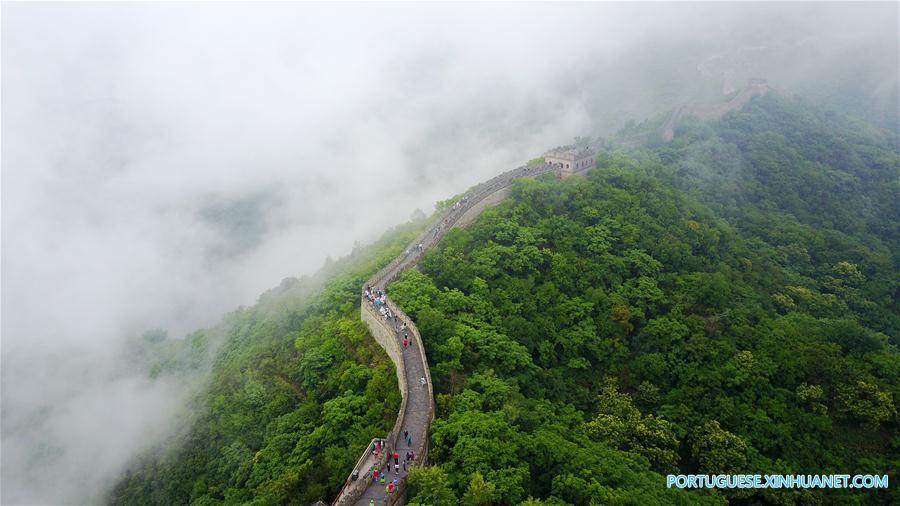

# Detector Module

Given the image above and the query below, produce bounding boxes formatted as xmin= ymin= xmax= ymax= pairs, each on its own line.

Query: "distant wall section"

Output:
xmin=452 ymin=186 xmax=513 ymax=229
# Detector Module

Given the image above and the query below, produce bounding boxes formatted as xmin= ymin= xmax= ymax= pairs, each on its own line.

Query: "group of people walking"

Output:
xmin=369 ymin=431 xmax=418 ymax=498
xmin=353 ymin=194 xmax=489 ymax=503
xmin=364 ymin=285 xmax=417 ymax=352
xmin=345 ymin=162 xmax=556 ymax=505
xmin=365 ymin=287 xmax=391 ymax=317
xmin=358 ymin=284 xmax=427 ymax=502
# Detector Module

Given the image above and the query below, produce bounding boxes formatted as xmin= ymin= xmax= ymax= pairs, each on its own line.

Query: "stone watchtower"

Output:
xmin=544 ymin=145 xmax=596 ymax=179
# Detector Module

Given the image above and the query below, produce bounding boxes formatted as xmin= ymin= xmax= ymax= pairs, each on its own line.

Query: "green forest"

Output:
xmin=391 ymin=96 xmax=898 ymax=505
xmin=112 ymin=95 xmax=898 ymax=505
xmin=111 ymin=219 xmax=427 ymax=505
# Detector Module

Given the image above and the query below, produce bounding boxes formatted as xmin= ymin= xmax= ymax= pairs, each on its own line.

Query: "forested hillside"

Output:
xmin=389 ymin=95 xmax=898 ymax=504
xmin=111 ymin=95 xmax=897 ymax=505
xmin=110 ymin=219 xmax=428 ymax=505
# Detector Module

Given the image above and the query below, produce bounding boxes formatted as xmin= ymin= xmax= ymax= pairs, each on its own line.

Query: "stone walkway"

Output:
xmin=333 ymin=159 xmax=560 ymax=505
xmin=353 ymin=305 xmax=430 ymax=504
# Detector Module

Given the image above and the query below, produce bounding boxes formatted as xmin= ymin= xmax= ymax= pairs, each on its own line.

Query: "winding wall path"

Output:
xmin=332 ymin=160 xmax=560 ymax=505
xmin=330 ymin=87 xmax=765 ymax=501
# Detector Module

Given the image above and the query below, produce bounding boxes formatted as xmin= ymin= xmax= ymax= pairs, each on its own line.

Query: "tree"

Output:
xmin=691 ymin=421 xmax=749 ymax=473
xmin=461 ymin=471 xmax=497 ymax=506
xmin=584 ymin=383 xmax=680 ymax=472
xmin=836 ymin=380 xmax=896 ymax=430
xmin=407 ymin=466 xmax=457 ymax=506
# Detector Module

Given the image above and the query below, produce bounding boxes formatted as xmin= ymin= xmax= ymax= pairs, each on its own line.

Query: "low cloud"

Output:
xmin=2 ymin=2 xmax=896 ymax=504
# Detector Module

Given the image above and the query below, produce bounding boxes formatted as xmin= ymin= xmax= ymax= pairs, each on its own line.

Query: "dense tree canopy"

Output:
xmin=111 ymin=221 xmax=426 ymax=505
xmin=114 ymin=95 xmax=897 ymax=505
xmin=392 ymin=95 xmax=898 ymax=504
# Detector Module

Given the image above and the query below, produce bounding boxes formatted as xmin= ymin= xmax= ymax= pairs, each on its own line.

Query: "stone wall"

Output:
xmin=332 ymin=159 xmax=561 ymax=506
xmin=332 ymin=305 xmax=409 ymax=506
xmin=380 ymin=298 xmax=434 ymax=461
xmin=452 ymin=186 xmax=513 ymax=229
xmin=331 ymin=438 xmax=379 ymax=505
xmin=361 ymin=302 xmax=411 ymax=466
xmin=361 ymin=304 xmax=407 ymax=394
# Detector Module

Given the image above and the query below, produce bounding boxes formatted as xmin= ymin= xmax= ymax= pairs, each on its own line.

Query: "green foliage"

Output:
xmin=407 ymin=466 xmax=458 ymax=505
xmin=391 ymin=95 xmax=898 ymax=504
xmin=111 ymin=220 xmax=427 ymax=504
xmin=115 ymin=95 xmax=897 ymax=505
xmin=690 ymin=420 xmax=750 ymax=474
xmin=461 ymin=471 xmax=497 ymax=505
xmin=584 ymin=382 xmax=680 ymax=473
xmin=835 ymin=380 xmax=897 ymax=430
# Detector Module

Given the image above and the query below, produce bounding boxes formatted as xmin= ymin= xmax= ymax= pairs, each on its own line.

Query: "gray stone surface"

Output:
xmin=333 ymin=158 xmax=566 ymax=506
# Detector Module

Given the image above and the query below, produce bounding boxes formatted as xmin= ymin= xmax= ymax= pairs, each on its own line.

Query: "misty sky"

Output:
xmin=2 ymin=2 xmax=897 ymax=504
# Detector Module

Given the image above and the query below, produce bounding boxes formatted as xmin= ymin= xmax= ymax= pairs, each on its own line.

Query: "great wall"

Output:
xmin=331 ymin=78 xmax=767 ymax=504
xmin=330 ymin=149 xmax=601 ymax=505
xmin=620 ymin=78 xmax=770 ymax=145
